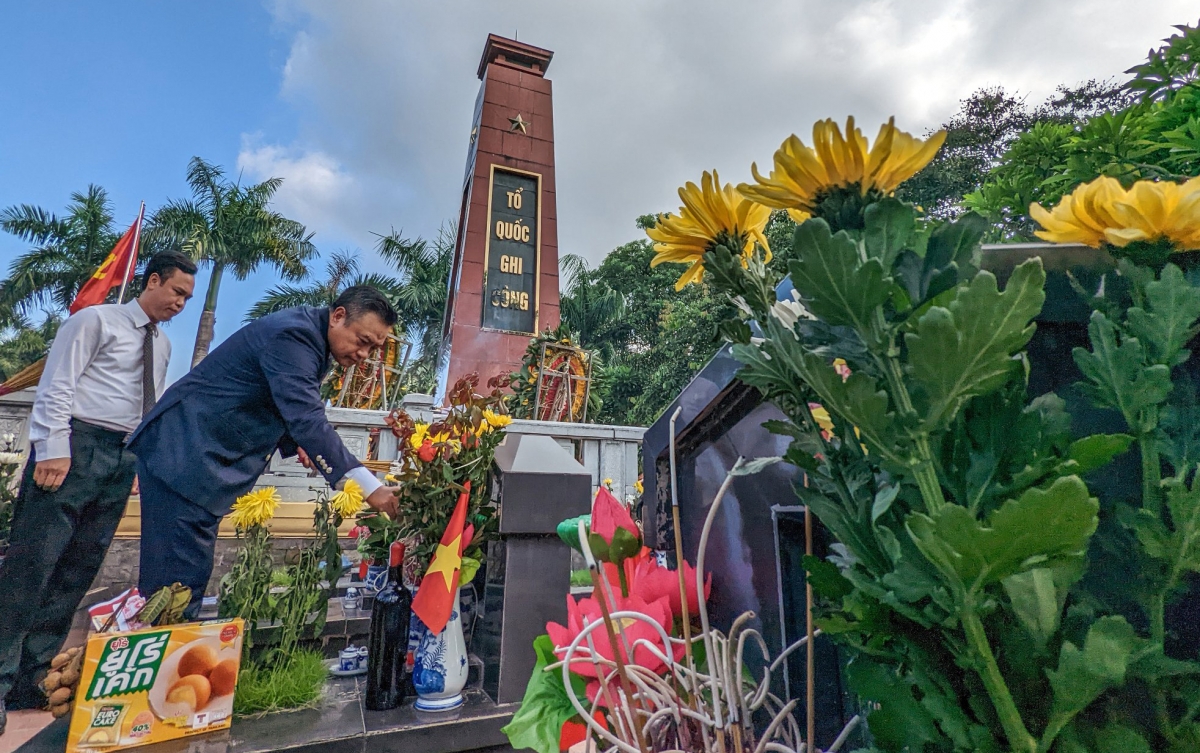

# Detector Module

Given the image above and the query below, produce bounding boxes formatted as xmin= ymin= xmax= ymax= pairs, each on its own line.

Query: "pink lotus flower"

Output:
xmin=604 ymin=548 xmax=711 ymax=620
xmin=591 ymin=487 xmax=639 ymax=547
xmin=546 ymin=590 xmax=682 ymax=680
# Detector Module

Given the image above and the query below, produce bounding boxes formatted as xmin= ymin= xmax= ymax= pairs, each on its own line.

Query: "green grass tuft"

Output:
xmin=233 ymin=649 xmax=329 ymax=716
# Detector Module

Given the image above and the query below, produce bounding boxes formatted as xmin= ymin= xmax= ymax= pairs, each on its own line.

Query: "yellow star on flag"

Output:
xmin=425 ymin=534 xmax=463 ymax=590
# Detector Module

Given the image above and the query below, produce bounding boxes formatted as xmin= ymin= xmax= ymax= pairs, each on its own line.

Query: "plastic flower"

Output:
xmin=331 ymin=478 xmax=365 ymax=517
xmin=809 ymin=403 xmax=835 ymax=441
xmin=1029 ymin=176 xmax=1128 ymax=247
xmin=739 ymin=117 xmax=945 ymax=220
xmin=229 ymin=487 xmax=281 ymax=529
xmin=546 ymin=591 xmax=683 ymax=680
xmin=591 ymin=487 xmax=639 ymax=547
xmin=604 ymin=548 xmax=711 ymax=620
xmin=647 ymin=170 xmax=771 ymax=290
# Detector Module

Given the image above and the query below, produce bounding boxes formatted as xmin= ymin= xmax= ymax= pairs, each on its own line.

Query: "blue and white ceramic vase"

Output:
xmin=364 ymin=563 xmax=389 ymax=592
xmin=410 ymin=605 xmax=469 ymax=711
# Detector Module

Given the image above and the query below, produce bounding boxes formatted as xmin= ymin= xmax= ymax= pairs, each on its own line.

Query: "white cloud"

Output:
xmin=248 ymin=0 xmax=1197 ymax=268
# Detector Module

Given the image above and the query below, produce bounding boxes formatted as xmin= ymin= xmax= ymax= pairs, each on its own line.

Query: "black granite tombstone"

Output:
xmin=478 ymin=433 xmax=592 ymax=704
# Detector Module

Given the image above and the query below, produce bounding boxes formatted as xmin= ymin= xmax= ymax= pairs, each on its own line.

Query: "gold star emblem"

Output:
xmin=424 ymin=534 xmax=463 ymax=590
xmin=508 ymin=113 xmax=530 ymax=134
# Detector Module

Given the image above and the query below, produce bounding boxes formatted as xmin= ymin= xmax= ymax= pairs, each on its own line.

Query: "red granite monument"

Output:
xmin=436 ymin=34 xmax=561 ymax=400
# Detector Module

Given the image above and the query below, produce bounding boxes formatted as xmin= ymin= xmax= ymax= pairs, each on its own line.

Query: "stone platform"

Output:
xmin=17 ymin=678 xmax=517 ymax=753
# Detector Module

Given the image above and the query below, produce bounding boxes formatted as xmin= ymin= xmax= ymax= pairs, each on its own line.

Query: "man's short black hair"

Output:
xmin=332 ymin=285 xmax=398 ymax=327
xmin=142 ymin=251 xmax=198 ymax=291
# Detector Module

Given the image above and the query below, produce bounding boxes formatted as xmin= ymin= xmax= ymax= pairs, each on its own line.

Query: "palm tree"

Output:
xmin=558 ymin=254 xmax=625 ymax=361
xmin=0 ymin=185 xmax=126 ymax=323
xmin=374 ymin=224 xmax=453 ymax=388
xmin=147 ymin=157 xmax=317 ymax=367
xmin=245 ymin=250 xmax=405 ymax=320
xmin=0 ymin=314 xmax=61 ymax=382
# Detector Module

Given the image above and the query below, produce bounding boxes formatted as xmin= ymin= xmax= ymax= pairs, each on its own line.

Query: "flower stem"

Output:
xmin=962 ymin=606 xmax=1036 ymax=753
xmin=1141 ymin=433 xmax=1163 ymax=517
xmin=879 ymin=342 xmax=946 ymax=514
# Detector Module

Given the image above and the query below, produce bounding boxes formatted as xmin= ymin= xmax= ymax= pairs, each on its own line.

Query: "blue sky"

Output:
xmin=0 ymin=1 xmax=305 ymax=380
xmin=1 ymin=1 xmax=1194 ymax=383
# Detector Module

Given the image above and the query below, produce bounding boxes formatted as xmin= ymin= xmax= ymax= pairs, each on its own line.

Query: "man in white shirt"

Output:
xmin=0 ymin=252 xmax=195 ymax=729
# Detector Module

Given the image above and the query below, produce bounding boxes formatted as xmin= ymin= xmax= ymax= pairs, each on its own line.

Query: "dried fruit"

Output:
xmin=48 ymin=686 xmax=72 ymax=705
xmin=51 ymin=652 xmax=71 ymax=670
xmin=44 ymin=671 xmax=62 ymax=692
xmin=50 ymin=703 xmax=71 ymax=719
xmin=60 ymin=666 xmax=80 ymax=688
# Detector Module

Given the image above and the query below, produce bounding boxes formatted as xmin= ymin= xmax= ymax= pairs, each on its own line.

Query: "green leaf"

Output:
xmin=1124 ymin=263 xmax=1200 ymax=368
xmin=927 ymin=211 xmax=985 ymax=278
xmin=863 ymin=197 xmax=915 ymax=268
xmin=906 ymin=258 xmax=1046 ymax=432
xmin=731 ymin=456 xmax=783 ymax=476
xmin=1067 ymin=434 xmax=1134 ymax=474
xmin=871 ymin=484 xmax=900 ymax=523
xmin=788 ymin=219 xmax=890 ymax=335
xmin=906 ymin=475 xmax=1097 ymax=595
xmin=802 ymin=554 xmax=853 ymax=600
xmin=1000 ymin=562 xmax=1082 ymax=649
xmin=1073 ymin=311 xmax=1172 ymax=434
xmin=1094 ymin=724 xmax=1152 ymax=753
xmin=845 ymin=658 xmax=944 ymax=752
xmin=459 ymin=556 xmax=481 ymax=585
xmin=1044 ymin=616 xmax=1144 ymax=749
xmin=502 ymin=635 xmax=585 ymax=753
xmin=556 ymin=515 xmax=590 ymax=552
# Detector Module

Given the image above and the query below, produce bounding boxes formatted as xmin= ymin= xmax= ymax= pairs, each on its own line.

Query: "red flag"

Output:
xmin=411 ymin=481 xmax=471 ymax=634
xmin=69 ymin=207 xmax=143 ymax=315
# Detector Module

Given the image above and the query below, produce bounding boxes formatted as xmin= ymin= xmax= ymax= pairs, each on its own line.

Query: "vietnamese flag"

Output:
xmin=412 ymin=481 xmax=471 ymax=635
xmin=69 ymin=206 xmax=144 ymax=315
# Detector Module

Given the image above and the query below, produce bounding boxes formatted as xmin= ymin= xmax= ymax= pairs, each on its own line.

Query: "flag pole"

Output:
xmin=116 ymin=202 xmax=145 ymax=304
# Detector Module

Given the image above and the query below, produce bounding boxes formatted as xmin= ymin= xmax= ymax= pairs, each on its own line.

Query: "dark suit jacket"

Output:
xmin=129 ymin=306 xmax=361 ymax=514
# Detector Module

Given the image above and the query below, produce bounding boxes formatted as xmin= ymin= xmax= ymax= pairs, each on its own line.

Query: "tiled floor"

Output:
xmin=1 ymin=711 xmax=54 ymax=753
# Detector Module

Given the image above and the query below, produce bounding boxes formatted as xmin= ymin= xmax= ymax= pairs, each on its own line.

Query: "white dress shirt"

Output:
xmin=29 ymin=299 xmax=170 ymax=460
xmin=342 ymin=466 xmax=383 ymax=496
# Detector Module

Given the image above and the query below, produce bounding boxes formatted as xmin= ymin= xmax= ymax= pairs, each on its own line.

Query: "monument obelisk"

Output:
xmin=436 ymin=35 xmax=560 ymax=401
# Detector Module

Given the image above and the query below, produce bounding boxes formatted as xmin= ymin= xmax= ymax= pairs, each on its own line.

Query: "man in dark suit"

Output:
xmin=129 ymin=285 xmax=400 ymax=617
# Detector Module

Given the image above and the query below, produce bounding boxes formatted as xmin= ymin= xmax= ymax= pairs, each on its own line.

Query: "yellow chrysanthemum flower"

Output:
xmin=738 ymin=117 xmax=946 ymax=217
xmin=1031 ymin=176 xmax=1200 ymax=251
xmin=229 ymin=487 xmax=281 ymax=529
xmin=1029 ymin=176 xmax=1128 ymax=248
xmin=331 ymin=479 xmax=365 ymax=518
xmin=634 ymin=479 xmax=644 ymax=495
xmin=483 ymin=409 xmax=512 ymax=429
xmin=647 ymin=170 xmax=771 ymax=290
xmin=1108 ymin=177 xmax=1200 ymax=250
xmin=410 ymin=423 xmax=430 ymax=450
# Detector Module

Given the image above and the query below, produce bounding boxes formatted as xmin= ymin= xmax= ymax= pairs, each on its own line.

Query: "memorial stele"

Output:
xmin=436 ymin=34 xmax=561 ymax=401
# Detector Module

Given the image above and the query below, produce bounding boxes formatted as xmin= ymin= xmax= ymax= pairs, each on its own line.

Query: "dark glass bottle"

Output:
xmin=365 ymin=541 xmax=412 ymax=710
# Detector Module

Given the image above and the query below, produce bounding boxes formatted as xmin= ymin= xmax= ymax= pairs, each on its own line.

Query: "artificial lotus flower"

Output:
xmin=647 ymin=170 xmax=772 ymax=290
xmin=229 ymin=486 xmax=281 ymax=529
xmin=603 ymin=547 xmax=712 ymax=620
xmin=560 ymin=711 xmax=608 ymax=752
xmin=591 ymin=487 xmax=639 ymax=548
xmin=545 ymin=590 xmax=683 ymax=680
xmin=739 ymin=117 xmax=946 ymax=225
xmin=331 ymin=478 xmax=365 ymax=518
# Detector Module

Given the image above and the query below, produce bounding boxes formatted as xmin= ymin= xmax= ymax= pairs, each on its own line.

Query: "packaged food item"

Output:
xmin=66 ymin=619 xmax=243 ymax=753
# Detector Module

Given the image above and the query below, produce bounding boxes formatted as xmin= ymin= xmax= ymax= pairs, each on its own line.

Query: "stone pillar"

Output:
xmin=437 ymin=34 xmax=561 ymax=402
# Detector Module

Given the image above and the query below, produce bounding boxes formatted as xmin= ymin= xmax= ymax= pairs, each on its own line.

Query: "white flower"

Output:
xmin=731 ymin=296 xmax=753 ymax=317
xmin=0 ymin=452 xmax=21 ymax=465
xmin=769 ymin=290 xmax=813 ymax=335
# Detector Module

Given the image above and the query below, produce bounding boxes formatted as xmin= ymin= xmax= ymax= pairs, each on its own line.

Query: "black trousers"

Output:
xmin=136 ymin=464 xmax=221 ymax=622
xmin=0 ymin=420 xmax=135 ymax=704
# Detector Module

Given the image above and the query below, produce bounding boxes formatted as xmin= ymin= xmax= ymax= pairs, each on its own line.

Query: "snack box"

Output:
xmin=67 ymin=619 xmax=244 ymax=753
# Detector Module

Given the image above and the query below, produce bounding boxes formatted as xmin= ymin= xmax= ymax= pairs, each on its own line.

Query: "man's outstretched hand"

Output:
xmin=365 ymin=485 xmax=399 ymax=518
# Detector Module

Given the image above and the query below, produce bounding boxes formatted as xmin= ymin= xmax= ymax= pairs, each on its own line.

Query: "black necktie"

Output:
xmin=143 ymin=322 xmax=158 ymax=416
